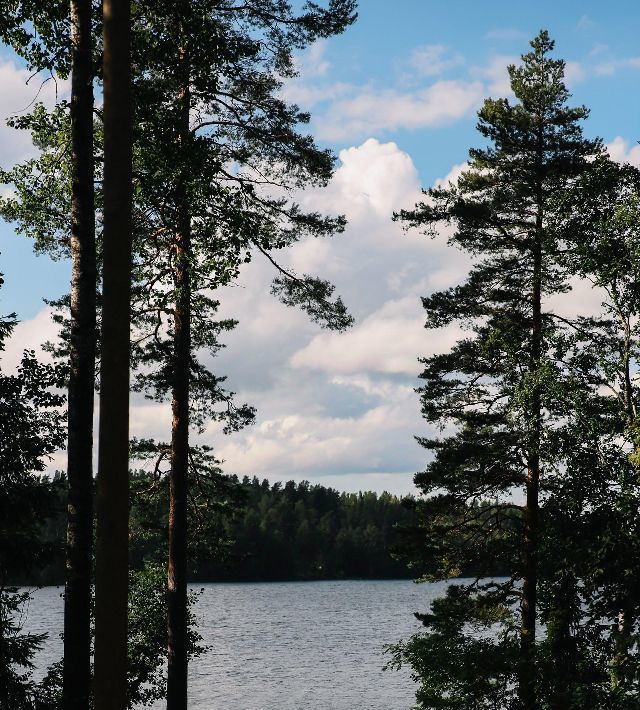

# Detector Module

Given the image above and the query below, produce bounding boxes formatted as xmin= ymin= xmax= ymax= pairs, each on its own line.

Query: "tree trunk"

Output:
xmin=519 ymin=206 xmax=543 ymax=710
xmin=166 ymin=41 xmax=192 ymax=710
xmin=94 ymin=0 xmax=133 ymax=706
xmin=62 ymin=1 xmax=96 ymax=707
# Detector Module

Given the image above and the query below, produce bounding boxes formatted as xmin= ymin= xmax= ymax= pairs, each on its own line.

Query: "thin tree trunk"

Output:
xmin=62 ymin=1 xmax=95 ymax=707
xmin=166 ymin=38 xmax=192 ymax=710
xmin=519 ymin=201 xmax=543 ymax=710
xmin=94 ymin=0 xmax=133 ymax=706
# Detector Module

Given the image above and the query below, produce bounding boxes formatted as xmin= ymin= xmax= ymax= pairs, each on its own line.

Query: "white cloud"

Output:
xmin=200 ymin=140 xmax=475 ymax=492
xmin=295 ymin=39 xmax=331 ymax=78
xmin=434 ymin=161 xmax=468 ymax=189
xmin=305 ymin=138 xmax=421 ymax=220
xmin=1 ymin=306 xmax=58 ymax=372
xmin=545 ymin=277 xmax=607 ymax=320
xmin=595 ymin=57 xmax=640 ymax=76
xmin=290 ymin=296 xmax=464 ymax=377
xmin=213 ymin=380 xmax=425 ymax=481
xmin=564 ymin=61 xmax=586 ymax=86
xmin=407 ymin=45 xmax=464 ymax=77
xmin=318 ymin=80 xmax=484 ymax=141
xmin=471 ymin=55 xmax=518 ymax=97
xmin=280 ymin=79 xmax=353 ymax=109
xmin=577 ymin=14 xmax=596 ymax=31
xmin=606 ymin=136 xmax=640 ymax=167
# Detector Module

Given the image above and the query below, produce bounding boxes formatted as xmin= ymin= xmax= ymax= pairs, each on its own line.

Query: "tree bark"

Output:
xmin=94 ymin=0 xmax=133 ymax=706
xmin=166 ymin=39 xmax=192 ymax=710
xmin=62 ymin=1 xmax=96 ymax=707
xmin=519 ymin=178 xmax=544 ymax=710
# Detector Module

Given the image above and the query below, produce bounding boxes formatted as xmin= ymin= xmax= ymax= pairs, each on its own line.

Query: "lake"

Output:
xmin=23 ymin=579 xmax=448 ymax=709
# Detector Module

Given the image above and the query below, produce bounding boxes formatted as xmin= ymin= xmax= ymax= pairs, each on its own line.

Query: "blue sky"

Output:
xmin=309 ymin=1 xmax=640 ymax=178
xmin=1 ymin=2 xmax=639 ymax=493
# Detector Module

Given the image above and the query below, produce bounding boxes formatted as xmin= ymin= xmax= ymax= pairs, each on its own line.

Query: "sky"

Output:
xmin=2 ymin=1 xmax=640 ymax=495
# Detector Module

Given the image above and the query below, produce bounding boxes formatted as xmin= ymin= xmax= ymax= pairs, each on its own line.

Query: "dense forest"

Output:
xmin=26 ymin=477 xmax=415 ymax=585
xmin=189 ymin=478 xmax=415 ymax=582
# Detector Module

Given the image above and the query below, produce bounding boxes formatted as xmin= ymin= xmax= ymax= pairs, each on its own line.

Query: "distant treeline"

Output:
xmin=193 ymin=477 xmax=415 ymax=582
xmin=26 ymin=476 xmax=416 ymax=585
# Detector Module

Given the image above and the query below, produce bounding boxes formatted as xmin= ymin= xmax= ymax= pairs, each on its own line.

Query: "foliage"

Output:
xmin=25 ymin=475 xmax=414 ymax=585
xmin=127 ymin=563 xmax=206 ymax=708
xmin=193 ymin=477 xmax=414 ymax=581
xmin=391 ymin=31 xmax=605 ymax=708
xmin=0 ymin=271 xmax=66 ymax=709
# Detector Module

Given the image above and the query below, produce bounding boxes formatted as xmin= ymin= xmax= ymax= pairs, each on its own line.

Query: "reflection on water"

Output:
xmin=24 ymin=579 xmax=447 ymax=709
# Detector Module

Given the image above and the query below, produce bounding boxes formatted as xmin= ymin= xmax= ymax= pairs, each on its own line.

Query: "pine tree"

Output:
xmin=1 ymin=3 xmax=357 ymax=706
xmin=546 ymin=157 xmax=640 ymax=704
xmin=389 ymin=31 xmax=601 ymax=708
xmin=126 ymin=3 xmax=356 ymax=705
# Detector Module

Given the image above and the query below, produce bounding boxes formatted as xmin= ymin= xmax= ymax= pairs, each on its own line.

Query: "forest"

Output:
xmin=2 ymin=1 xmax=640 ymax=709
xmin=18 ymin=476 xmax=414 ymax=585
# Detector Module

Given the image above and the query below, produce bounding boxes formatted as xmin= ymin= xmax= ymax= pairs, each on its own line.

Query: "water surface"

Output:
xmin=25 ymin=579 xmax=446 ymax=709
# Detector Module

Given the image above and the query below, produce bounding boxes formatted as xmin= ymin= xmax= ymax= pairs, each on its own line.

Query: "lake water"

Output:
xmin=23 ymin=579 xmax=448 ymax=709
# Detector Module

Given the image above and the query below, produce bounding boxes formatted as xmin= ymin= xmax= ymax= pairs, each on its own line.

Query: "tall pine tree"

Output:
xmin=127 ymin=3 xmax=356 ymax=705
xmin=389 ymin=31 xmax=601 ymax=709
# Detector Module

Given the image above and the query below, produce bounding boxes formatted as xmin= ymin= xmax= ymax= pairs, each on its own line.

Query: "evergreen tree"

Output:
xmin=1 ymin=4 xmax=357 ymax=707
xmin=389 ymin=32 xmax=601 ymax=709
xmin=544 ymin=157 xmax=640 ymax=705
xmin=126 ymin=3 xmax=356 ymax=705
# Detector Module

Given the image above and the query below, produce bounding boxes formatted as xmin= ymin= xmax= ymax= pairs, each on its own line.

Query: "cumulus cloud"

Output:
xmin=212 ymin=377 xmax=424 ymax=486
xmin=434 ymin=161 xmax=468 ymax=189
xmin=294 ymin=39 xmax=331 ymax=78
xmin=281 ymin=40 xmax=482 ymax=142
xmin=471 ymin=55 xmax=518 ymax=97
xmin=301 ymin=138 xmax=422 ymax=221
xmin=290 ymin=297 xmax=464 ymax=377
xmin=199 ymin=139 xmax=475 ymax=492
xmin=564 ymin=61 xmax=586 ymax=86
